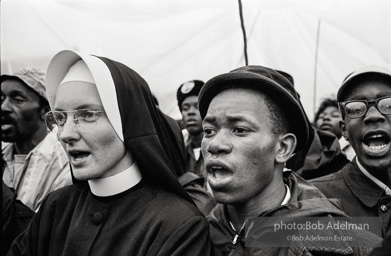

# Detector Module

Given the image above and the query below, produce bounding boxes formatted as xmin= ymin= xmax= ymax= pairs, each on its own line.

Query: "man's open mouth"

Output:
xmin=209 ymin=165 xmax=232 ymax=181
xmin=362 ymin=131 xmax=391 ymax=155
xmin=1 ymin=116 xmax=15 ymax=131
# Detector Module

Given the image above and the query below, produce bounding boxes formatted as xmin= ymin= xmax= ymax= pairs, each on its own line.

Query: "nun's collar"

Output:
xmin=88 ymin=162 xmax=142 ymax=197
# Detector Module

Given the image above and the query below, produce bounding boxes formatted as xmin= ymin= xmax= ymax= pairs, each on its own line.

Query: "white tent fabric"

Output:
xmin=2 ymin=0 xmax=390 ymax=120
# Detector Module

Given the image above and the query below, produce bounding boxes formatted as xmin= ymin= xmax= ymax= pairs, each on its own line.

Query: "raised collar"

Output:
xmin=342 ymin=159 xmax=386 ymax=207
xmin=88 ymin=162 xmax=142 ymax=197
xmin=356 ymin=158 xmax=391 ymax=196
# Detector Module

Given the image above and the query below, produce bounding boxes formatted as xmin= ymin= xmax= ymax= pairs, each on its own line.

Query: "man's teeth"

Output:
xmin=1 ymin=124 xmax=13 ymax=129
xmin=368 ymin=144 xmax=387 ymax=150
xmin=369 ymin=134 xmax=384 ymax=139
xmin=211 ymin=166 xmax=222 ymax=178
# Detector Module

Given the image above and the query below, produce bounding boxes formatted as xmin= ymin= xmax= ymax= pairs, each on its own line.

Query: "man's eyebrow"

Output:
xmin=348 ymin=93 xmax=391 ymax=101
xmin=226 ymin=115 xmax=259 ymax=127
xmin=377 ymin=92 xmax=391 ymax=98
xmin=8 ymin=90 xmax=26 ymax=98
xmin=203 ymin=114 xmax=258 ymax=126
xmin=203 ymin=116 xmax=216 ymax=124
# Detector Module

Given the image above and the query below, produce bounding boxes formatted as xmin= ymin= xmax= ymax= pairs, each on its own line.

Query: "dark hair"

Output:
xmin=225 ymin=84 xmax=291 ymax=136
xmin=264 ymin=96 xmax=290 ymax=135
xmin=314 ymin=97 xmax=338 ymax=123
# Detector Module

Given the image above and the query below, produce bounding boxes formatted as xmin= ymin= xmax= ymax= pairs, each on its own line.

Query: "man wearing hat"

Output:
xmin=199 ymin=65 xmax=380 ymax=255
xmin=1 ymin=67 xmax=71 ymax=211
xmin=311 ymin=66 xmax=391 ymax=239
xmin=177 ymin=80 xmax=207 ymax=181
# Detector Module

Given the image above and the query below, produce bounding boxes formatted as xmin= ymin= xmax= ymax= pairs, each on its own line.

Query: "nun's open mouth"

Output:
xmin=68 ymin=150 xmax=91 ymax=162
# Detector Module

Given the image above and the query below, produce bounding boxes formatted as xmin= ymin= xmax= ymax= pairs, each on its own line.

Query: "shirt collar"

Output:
xmin=281 ymin=184 xmax=291 ymax=205
xmin=88 ymin=162 xmax=142 ymax=197
xmin=356 ymin=158 xmax=391 ymax=196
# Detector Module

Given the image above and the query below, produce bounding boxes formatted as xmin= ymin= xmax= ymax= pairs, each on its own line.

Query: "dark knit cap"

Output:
xmin=198 ymin=65 xmax=309 ymax=152
xmin=176 ymin=80 xmax=204 ymax=110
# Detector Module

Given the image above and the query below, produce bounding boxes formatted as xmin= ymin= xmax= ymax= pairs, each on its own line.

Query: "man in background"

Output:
xmin=177 ymin=80 xmax=207 ymax=181
xmin=1 ymin=67 xmax=71 ymax=211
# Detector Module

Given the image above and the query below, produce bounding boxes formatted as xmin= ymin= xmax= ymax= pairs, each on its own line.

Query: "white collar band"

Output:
xmin=88 ymin=162 xmax=142 ymax=197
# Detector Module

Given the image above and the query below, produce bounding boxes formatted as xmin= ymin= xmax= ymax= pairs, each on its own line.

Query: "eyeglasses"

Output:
xmin=339 ymin=96 xmax=391 ymax=119
xmin=45 ymin=109 xmax=103 ymax=133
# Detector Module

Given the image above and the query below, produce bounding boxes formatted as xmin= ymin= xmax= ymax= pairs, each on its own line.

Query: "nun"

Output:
xmin=7 ymin=50 xmax=211 ymax=256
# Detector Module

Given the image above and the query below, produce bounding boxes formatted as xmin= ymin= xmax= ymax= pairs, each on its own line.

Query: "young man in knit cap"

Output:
xmin=1 ymin=67 xmax=71 ymax=211
xmin=311 ymin=66 xmax=391 ymax=240
xmin=198 ymin=65 xmax=381 ymax=255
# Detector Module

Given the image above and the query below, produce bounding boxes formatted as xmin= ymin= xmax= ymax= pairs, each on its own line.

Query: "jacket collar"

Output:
xmin=342 ymin=159 xmax=386 ymax=207
xmin=356 ymin=158 xmax=391 ymax=196
xmin=208 ymin=170 xmax=347 ymax=227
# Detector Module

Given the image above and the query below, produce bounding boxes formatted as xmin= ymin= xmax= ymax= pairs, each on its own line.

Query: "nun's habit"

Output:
xmin=7 ymin=50 xmax=210 ymax=256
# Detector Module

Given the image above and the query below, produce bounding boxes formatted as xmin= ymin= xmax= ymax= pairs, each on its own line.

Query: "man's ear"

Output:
xmin=40 ymin=106 xmax=50 ymax=121
xmin=275 ymin=133 xmax=296 ymax=164
xmin=340 ymin=120 xmax=349 ymax=141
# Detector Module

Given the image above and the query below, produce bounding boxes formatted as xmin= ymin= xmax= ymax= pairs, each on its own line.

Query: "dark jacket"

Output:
xmin=1 ymin=180 xmax=34 ymax=255
xmin=179 ymin=172 xmax=216 ymax=216
xmin=287 ymin=128 xmax=349 ymax=179
xmin=310 ymin=160 xmax=391 ymax=238
xmin=7 ymin=181 xmax=210 ymax=256
xmin=185 ymin=138 xmax=207 ymax=179
xmin=207 ymin=171 xmax=380 ymax=256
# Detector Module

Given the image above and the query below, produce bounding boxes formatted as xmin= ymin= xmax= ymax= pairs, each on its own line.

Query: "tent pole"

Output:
xmin=313 ymin=19 xmax=321 ymax=118
xmin=238 ymin=0 xmax=248 ymax=66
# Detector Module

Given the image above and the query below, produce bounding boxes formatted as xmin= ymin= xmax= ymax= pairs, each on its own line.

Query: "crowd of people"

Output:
xmin=1 ymin=49 xmax=391 ymax=256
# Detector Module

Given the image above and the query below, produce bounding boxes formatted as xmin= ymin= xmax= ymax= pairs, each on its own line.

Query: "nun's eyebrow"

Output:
xmin=54 ymin=103 xmax=103 ymax=111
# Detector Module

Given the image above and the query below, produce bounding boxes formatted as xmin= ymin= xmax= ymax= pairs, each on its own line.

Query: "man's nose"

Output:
xmin=364 ymin=105 xmax=386 ymax=124
xmin=1 ymin=97 xmax=12 ymax=112
xmin=206 ymin=131 xmax=232 ymax=155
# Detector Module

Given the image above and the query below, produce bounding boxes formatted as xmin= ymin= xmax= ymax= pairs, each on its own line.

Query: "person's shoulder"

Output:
xmin=309 ymin=162 xmax=353 ymax=184
xmin=43 ymin=182 xmax=84 ymax=203
xmin=309 ymin=170 xmax=344 ymax=183
xmin=140 ymin=186 xmax=209 ymax=236
xmin=152 ymin=188 xmax=205 ymax=217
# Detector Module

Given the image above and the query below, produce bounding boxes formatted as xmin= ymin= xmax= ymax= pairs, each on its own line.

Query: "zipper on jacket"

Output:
xmin=229 ymin=219 xmax=248 ymax=245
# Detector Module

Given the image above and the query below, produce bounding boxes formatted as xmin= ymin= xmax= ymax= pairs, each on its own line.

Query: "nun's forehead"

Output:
xmin=54 ymin=81 xmax=102 ymax=109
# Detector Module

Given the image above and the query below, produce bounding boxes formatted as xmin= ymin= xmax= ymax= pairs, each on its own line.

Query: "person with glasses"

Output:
xmin=1 ymin=67 xmax=72 ymax=212
xmin=311 ymin=66 xmax=391 ymax=239
xmin=7 ymin=50 xmax=211 ymax=256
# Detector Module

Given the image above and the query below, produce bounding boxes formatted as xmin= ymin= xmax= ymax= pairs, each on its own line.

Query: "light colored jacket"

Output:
xmin=3 ymin=132 xmax=72 ymax=211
